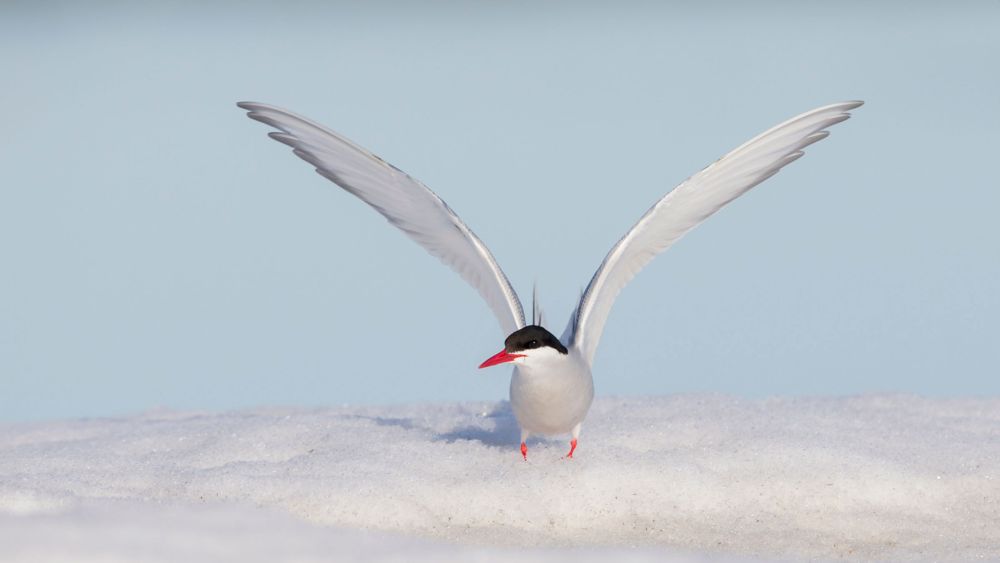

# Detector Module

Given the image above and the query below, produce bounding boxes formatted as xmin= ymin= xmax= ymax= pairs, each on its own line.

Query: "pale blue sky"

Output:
xmin=2 ymin=2 xmax=998 ymax=422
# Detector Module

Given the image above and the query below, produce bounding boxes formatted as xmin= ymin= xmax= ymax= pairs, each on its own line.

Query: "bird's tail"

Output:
xmin=532 ymin=282 xmax=544 ymax=327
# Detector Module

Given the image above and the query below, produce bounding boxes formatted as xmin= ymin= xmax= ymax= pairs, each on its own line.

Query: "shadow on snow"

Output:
xmin=434 ymin=402 xmax=521 ymax=448
xmin=346 ymin=402 xmax=560 ymax=450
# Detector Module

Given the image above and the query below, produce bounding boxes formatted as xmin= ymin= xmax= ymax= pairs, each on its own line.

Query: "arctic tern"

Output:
xmin=238 ymin=100 xmax=862 ymax=460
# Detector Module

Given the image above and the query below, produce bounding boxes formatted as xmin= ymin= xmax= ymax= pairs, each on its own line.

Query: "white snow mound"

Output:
xmin=1 ymin=395 xmax=998 ymax=562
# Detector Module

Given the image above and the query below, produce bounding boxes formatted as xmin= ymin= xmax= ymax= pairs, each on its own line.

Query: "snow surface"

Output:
xmin=1 ymin=395 xmax=998 ymax=562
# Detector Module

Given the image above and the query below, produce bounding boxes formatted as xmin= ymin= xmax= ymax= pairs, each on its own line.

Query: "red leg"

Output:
xmin=520 ymin=442 xmax=528 ymax=460
xmin=566 ymin=438 xmax=577 ymax=459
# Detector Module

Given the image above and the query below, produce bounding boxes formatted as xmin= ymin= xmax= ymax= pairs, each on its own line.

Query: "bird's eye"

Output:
xmin=527 ymin=340 xmax=538 ymax=348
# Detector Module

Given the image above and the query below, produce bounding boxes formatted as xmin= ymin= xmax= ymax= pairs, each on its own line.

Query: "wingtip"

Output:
xmin=844 ymin=100 xmax=864 ymax=110
xmin=237 ymin=101 xmax=277 ymax=113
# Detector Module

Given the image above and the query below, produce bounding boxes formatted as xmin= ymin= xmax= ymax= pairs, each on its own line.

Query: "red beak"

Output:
xmin=478 ymin=349 xmax=525 ymax=369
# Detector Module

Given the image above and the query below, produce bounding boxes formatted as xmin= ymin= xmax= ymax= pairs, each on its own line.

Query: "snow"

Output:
xmin=1 ymin=395 xmax=998 ymax=562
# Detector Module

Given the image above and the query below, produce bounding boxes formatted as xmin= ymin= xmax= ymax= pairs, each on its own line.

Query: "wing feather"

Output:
xmin=237 ymin=102 xmax=525 ymax=335
xmin=571 ymin=101 xmax=863 ymax=365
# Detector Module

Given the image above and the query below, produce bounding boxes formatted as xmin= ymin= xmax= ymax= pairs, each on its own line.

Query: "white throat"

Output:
xmin=510 ymin=346 xmax=570 ymax=371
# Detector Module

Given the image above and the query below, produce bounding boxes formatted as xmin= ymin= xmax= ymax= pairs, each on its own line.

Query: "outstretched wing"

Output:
xmin=237 ymin=102 xmax=526 ymax=335
xmin=570 ymin=101 xmax=863 ymax=365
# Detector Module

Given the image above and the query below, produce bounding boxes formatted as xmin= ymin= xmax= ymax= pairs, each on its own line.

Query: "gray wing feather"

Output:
xmin=571 ymin=101 xmax=863 ymax=365
xmin=238 ymin=102 xmax=526 ymax=335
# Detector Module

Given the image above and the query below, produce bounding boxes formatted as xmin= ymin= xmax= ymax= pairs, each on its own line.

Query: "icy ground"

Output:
xmin=1 ymin=395 xmax=998 ymax=562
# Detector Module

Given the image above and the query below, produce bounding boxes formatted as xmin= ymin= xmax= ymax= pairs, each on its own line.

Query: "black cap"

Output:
xmin=504 ymin=325 xmax=568 ymax=355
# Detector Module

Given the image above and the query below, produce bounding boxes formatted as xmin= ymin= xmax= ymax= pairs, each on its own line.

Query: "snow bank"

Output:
xmin=1 ymin=395 xmax=998 ymax=562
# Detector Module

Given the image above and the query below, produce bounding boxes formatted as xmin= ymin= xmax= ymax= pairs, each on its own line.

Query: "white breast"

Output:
xmin=508 ymin=347 xmax=594 ymax=436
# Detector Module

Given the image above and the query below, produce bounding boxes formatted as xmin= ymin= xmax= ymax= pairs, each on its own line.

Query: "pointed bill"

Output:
xmin=478 ymin=350 xmax=525 ymax=369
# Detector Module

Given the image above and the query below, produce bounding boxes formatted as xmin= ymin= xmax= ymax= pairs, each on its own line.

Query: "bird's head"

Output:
xmin=478 ymin=325 xmax=568 ymax=369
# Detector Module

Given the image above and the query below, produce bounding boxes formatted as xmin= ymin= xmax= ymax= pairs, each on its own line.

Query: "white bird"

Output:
xmin=238 ymin=100 xmax=863 ymax=460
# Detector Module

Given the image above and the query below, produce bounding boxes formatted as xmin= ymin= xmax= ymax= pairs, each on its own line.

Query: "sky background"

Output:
xmin=2 ymin=1 xmax=998 ymax=422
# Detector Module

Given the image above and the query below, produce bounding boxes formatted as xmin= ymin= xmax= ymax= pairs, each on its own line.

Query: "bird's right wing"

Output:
xmin=569 ymin=101 xmax=863 ymax=365
xmin=238 ymin=102 xmax=526 ymax=335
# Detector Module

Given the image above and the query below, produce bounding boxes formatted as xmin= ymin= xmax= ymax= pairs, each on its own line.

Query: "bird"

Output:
xmin=237 ymin=100 xmax=862 ymax=460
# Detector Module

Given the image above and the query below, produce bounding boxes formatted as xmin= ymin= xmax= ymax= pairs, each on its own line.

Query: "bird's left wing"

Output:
xmin=237 ymin=102 xmax=526 ymax=335
xmin=569 ymin=101 xmax=863 ymax=365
